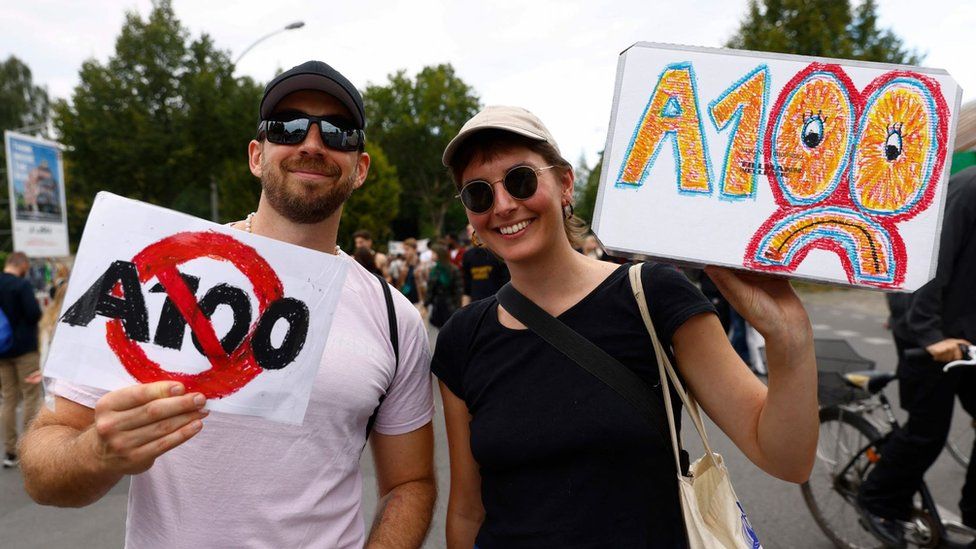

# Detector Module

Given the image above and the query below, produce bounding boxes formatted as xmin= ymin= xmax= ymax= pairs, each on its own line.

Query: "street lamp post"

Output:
xmin=211 ymin=21 xmax=305 ymax=222
xmin=233 ymin=21 xmax=306 ymax=66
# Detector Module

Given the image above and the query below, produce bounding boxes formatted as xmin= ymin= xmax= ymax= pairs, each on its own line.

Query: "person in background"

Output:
xmin=858 ymin=166 xmax=976 ymax=547
xmin=425 ymin=244 xmax=463 ymax=330
xmin=354 ymin=245 xmax=383 ymax=277
xmin=580 ymin=234 xmax=603 ymax=260
xmin=461 ymin=223 xmax=509 ymax=306
xmin=444 ymin=232 xmax=466 ymax=271
xmin=398 ymin=238 xmax=426 ymax=319
xmin=353 ymin=229 xmax=390 ymax=282
xmin=0 ymin=251 xmax=43 ymax=468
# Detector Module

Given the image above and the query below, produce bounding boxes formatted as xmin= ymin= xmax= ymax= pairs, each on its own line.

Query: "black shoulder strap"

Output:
xmin=365 ymin=273 xmax=399 ymax=439
xmin=496 ymin=282 xmax=672 ymax=447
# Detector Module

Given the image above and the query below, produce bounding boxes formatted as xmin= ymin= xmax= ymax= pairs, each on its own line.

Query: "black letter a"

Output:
xmin=60 ymin=260 xmax=150 ymax=342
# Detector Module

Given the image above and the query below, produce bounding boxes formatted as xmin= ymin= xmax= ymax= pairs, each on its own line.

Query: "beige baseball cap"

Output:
xmin=442 ymin=105 xmax=560 ymax=167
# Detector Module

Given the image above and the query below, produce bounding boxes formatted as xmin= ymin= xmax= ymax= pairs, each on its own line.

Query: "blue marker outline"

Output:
xmin=753 ymin=206 xmax=895 ymax=283
xmin=707 ymin=64 xmax=770 ymax=202
xmin=849 ymin=77 xmax=940 ymax=216
xmin=770 ymin=71 xmax=855 ymax=206
xmin=614 ymin=62 xmax=713 ymax=196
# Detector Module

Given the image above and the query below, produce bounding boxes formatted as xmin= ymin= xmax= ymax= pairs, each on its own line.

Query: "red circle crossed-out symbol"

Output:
xmin=105 ymin=231 xmax=282 ymax=398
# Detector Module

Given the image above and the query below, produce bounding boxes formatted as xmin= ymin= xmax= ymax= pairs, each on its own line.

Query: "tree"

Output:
xmin=338 ymin=142 xmax=401 ymax=250
xmin=574 ymin=153 xmax=603 ymax=227
xmin=363 ymin=65 xmax=480 ymax=238
xmin=55 ymin=0 xmax=262 ymax=244
xmin=727 ymin=0 xmax=921 ymax=64
xmin=0 ymin=56 xmax=51 ymax=250
xmin=0 ymin=56 xmax=50 ymax=136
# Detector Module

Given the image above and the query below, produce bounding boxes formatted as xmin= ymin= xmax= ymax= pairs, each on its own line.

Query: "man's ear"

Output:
xmin=353 ymin=151 xmax=371 ymax=190
xmin=248 ymin=140 xmax=263 ymax=178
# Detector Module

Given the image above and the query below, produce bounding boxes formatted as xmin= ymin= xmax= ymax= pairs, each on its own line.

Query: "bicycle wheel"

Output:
xmin=945 ymin=417 xmax=974 ymax=468
xmin=802 ymin=406 xmax=885 ymax=549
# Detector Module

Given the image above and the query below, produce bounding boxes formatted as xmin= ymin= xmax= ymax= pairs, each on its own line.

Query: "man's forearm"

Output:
xmin=21 ymin=425 xmax=123 ymax=507
xmin=366 ymin=478 xmax=436 ymax=548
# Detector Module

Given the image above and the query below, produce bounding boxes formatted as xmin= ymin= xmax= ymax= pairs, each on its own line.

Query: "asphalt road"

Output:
xmin=1 ymin=287 xmax=971 ymax=548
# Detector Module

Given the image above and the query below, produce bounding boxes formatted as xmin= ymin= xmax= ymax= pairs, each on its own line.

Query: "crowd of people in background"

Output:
xmin=349 ymin=224 xmax=773 ymax=379
xmin=0 ymin=255 xmax=69 ymax=468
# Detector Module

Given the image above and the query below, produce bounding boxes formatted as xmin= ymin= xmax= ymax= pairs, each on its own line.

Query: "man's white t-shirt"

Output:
xmin=52 ymin=256 xmax=434 ymax=548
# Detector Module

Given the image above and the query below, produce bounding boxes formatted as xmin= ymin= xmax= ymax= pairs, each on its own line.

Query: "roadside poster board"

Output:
xmin=4 ymin=131 xmax=70 ymax=257
xmin=593 ymin=43 xmax=962 ymax=290
xmin=44 ymin=193 xmax=349 ymax=424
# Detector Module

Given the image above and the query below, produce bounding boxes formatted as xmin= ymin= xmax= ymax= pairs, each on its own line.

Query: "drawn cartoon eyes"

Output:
xmin=885 ymin=124 xmax=904 ymax=161
xmin=801 ymin=112 xmax=826 ymax=149
xmin=770 ymin=71 xmax=854 ymax=204
xmin=850 ymin=77 xmax=940 ymax=215
xmin=768 ymin=68 xmax=941 ymax=215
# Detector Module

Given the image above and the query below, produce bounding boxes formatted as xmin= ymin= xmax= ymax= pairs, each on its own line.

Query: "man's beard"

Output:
xmin=261 ymin=155 xmax=357 ymax=224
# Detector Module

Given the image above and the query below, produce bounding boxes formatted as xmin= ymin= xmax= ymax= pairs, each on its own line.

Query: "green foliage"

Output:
xmin=0 ymin=56 xmax=51 ymax=250
xmin=0 ymin=56 xmax=50 ymax=136
xmin=55 ymin=0 xmax=262 ymax=245
xmin=574 ymin=152 xmax=603 ymax=227
xmin=727 ymin=0 xmax=922 ymax=64
xmin=363 ymin=65 xmax=480 ymax=238
xmin=338 ymin=142 xmax=401 ymax=251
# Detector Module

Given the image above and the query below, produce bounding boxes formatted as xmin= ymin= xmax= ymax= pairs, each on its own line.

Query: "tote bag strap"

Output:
xmin=627 ymin=264 xmax=717 ymax=470
xmin=496 ymin=282 xmax=673 ymax=447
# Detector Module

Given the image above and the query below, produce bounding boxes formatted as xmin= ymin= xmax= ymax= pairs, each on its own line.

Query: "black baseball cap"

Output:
xmin=259 ymin=60 xmax=366 ymax=129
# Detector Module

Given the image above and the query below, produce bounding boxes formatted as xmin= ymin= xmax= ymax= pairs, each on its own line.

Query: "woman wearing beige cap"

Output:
xmin=431 ymin=106 xmax=817 ymax=547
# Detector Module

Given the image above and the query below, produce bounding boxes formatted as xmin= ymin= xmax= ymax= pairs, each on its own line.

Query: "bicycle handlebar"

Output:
xmin=904 ymin=344 xmax=976 ymax=372
xmin=945 ymin=345 xmax=976 ymax=372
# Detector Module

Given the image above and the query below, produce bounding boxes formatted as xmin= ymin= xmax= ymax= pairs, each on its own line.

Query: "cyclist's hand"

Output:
xmin=925 ymin=338 xmax=971 ymax=362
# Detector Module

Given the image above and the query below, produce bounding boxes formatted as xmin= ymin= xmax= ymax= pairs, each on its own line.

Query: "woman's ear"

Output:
xmin=561 ymin=167 xmax=575 ymax=203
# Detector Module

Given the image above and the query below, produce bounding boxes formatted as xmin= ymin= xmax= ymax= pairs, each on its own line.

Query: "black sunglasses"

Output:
xmin=456 ymin=165 xmax=556 ymax=214
xmin=257 ymin=114 xmax=365 ymax=151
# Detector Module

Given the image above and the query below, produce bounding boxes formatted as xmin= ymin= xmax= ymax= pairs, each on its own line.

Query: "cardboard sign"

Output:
xmin=45 ymin=193 xmax=349 ymax=424
xmin=593 ymin=43 xmax=962 ymax=290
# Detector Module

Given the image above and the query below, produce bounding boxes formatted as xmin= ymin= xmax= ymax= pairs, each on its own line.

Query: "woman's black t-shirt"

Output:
xmin=431 ymin=262 xmax=716 ymax=548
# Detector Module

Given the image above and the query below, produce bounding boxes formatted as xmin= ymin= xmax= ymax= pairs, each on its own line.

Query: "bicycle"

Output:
xmin=801 ymin=344 xmax=976 ymax=548
xmin=943 ymin=351 xmax=976 ymax=469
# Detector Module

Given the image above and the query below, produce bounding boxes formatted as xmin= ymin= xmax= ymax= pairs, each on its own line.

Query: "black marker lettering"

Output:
xmin=251 ymin=297 xmax=309 ymax=370
xmin=60 ymin=260 xmax=150 ymax=342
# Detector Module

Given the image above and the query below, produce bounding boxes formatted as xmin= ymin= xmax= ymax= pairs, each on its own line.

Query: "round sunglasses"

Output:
xmin=456 ymin=165 xmax=556 ymax=214
xmin=257 ymin=114 xmax=365 ymax=151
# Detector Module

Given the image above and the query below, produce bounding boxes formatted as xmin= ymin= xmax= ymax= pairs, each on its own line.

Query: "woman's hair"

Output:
xmin=353 ymin=246 xmax=380 ymax=275
xmin=430 ymin=243 xmax=450 ymax=266
xmin=446 ymin=129 xmax=588 ymax=248
xmin=40 ymin=282 xmax=68 ymax=343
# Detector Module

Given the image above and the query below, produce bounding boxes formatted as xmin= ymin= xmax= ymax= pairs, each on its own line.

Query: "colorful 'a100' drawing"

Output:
xmin=593 ymin=43 xmax=962 ymax=291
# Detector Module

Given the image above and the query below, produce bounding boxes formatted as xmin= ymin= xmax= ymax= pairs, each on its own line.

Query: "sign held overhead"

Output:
xmin=594 ymin=43 xmax=962 ymax=291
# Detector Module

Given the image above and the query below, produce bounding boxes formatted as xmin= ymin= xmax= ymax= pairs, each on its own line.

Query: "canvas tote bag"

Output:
xmin=628 ymin=265 xmax=762 ymax=549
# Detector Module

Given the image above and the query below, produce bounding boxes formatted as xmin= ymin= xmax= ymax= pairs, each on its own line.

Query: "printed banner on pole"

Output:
xmin=4 ymin=131 xmax=70 ymax=257
xmin=593 ymin=43 xmax=963 ymax=291
xmin=44 ymin=192 xmax=349 ymax=424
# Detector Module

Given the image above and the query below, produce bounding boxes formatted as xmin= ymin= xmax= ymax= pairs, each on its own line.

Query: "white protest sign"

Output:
xmin=593 ymin=43 xmax=963 ymax=290
xmin=45 ymin=192 xmax=349 ymax=424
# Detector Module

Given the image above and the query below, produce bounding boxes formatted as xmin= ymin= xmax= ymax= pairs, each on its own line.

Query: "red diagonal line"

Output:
xmin=154 ymin=266 xmax=229 ymax=365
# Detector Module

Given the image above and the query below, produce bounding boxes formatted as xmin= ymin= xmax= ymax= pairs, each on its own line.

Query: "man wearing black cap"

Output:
xmin=21 ymin=61 xmax=436 ymax=548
